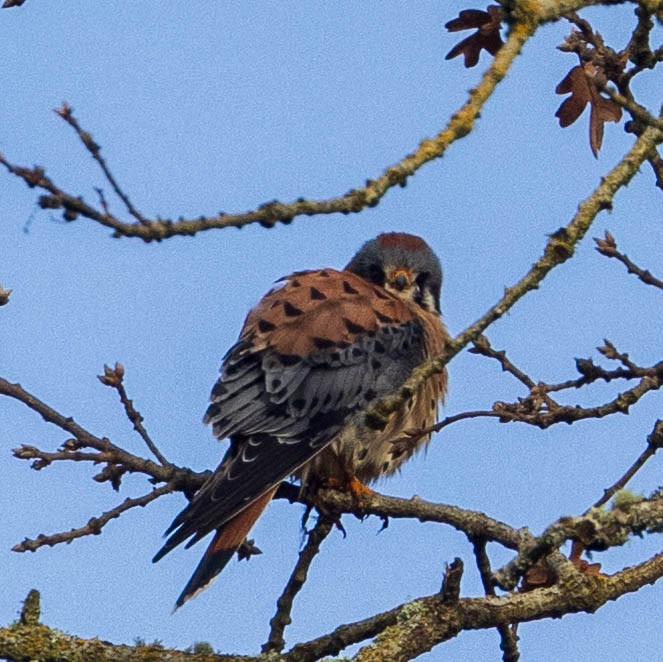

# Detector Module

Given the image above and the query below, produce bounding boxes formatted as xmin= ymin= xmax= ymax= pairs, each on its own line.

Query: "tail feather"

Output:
xmin=173 ymin=487 xmax=277 ymax=609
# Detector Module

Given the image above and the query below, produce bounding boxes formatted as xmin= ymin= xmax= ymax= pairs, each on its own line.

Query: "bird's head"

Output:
xmin=346 ymin=232 xmax=443 ymax=313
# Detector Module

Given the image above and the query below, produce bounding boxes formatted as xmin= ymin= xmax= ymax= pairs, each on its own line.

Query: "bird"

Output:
xmin=153 ymin=232 xmax=450 ymax=608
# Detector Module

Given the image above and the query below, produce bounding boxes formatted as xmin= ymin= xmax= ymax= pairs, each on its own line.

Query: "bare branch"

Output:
xmin=595 ymin=231 xmax=663 ymax=290
xmin=0 ymin=19 xmax=536 ymax=241
xmin=0 ymin=376 xmax=202 ymax=489
xmin=55 ymin=104 xmax=150 ymax=225
xmin=98 ymin=362 xmax=170 ymax=466
xmin=471 ymin=538 xmax=520 ymax=662
xmin=263 ymin=516 xmax=335 ymax=654
xmin=470 ymin=335 xmax=536 ymax=388
xmin=13 ymin=485 xmax=173 ymax=553
xmin=593 ymin=419 xmax=663 ymax=509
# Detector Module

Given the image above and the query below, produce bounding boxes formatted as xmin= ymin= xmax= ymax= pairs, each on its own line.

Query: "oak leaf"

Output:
xmin=445 ymin=6 xmax=503 ymax=68
xmin=555 ymin=64 xmax=622 ymax=157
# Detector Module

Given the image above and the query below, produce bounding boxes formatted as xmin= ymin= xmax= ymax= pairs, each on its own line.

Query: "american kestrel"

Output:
xmin=154 ymin=232 xmax=449 ymax=608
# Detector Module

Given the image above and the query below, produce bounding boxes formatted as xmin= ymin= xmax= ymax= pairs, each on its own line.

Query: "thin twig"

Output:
xmin=470 ymin=336 xmax=536 ymax=388
xmin=262 ymin=516 xmax=335 ymax=653
xmin=471 ymin=538 xmax=520 ymax=662
xmin=99 ymin=362 xmax=170 ymax=465
xmin=595 ymin=231 xmax=663 ymax=291
xmin=55 ymin=103 xmax=150 ymax=225
xmin=592 ymin=419 xmax=663 ymax=509
xmin=13 ymin=485 xmax=173 ymax=552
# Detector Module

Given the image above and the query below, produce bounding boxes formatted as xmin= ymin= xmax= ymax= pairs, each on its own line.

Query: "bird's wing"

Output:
xmin=154 ymin=269 xmax=428 ymax=561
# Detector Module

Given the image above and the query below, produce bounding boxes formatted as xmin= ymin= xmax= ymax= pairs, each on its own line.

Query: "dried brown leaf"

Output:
xmin=445 ymin=6 xmax=503 ymax=68
xmin=555 ymin=64 xmax=622 ymax=157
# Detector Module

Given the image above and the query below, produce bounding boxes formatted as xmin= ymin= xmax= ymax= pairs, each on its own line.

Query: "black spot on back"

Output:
xmin=375 ymin=311 xmax=394 ymax=324
xmin=313 ymin=337 xmax=336 ymax=349
xmin=343 ymin=318 xmax=367 ymax=335
xmin=258 ymin=319 xmax=276 ymax=333
xmin=310 ymin=287 xmax=327 ymax=300
xmin=284 ymin=301 xmax=303 ymax=317
xmin=343 ymin=281 xmax=359 ymax=295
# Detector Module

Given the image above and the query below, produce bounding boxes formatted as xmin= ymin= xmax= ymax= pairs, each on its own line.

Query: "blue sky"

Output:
xmin=1 ymin=2 xmax=662 ymax=660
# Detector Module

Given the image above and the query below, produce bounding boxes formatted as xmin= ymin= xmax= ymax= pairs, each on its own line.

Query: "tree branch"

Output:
xmin=262 ymin=517 xmax=335 ymax=654
xmin=0 ymin=13 xmax=536 ymax=241
xmin=494 ymin=491 xmax=663 ymax=590
xmin=0 ymin=591 xmax=255 ymax=662
xmin=347 ymin=550 xmax=663 ymax=662
xmin=365 ymin=118 xmax=663 ymax=428
xmin=595 ymin=231 xmax=663 ymax=290
xmin=12 ymin=485 xmax=173 ymax=553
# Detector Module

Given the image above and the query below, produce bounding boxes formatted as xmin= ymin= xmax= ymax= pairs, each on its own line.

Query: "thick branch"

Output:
xmin=494 ymin=492 xmax=663 ymax=590
xmin=0 ymin=591 xmax=254 ymax=662
xmin=347 ymin=551 xmax=663 ymax=662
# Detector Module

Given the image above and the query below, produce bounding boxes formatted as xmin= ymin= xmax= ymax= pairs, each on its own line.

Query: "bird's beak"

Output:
xmin=388 ymin=268 xmax=412 ymax=292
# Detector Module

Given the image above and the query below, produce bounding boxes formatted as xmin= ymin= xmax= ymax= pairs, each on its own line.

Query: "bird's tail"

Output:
xmin=173 ymin=486 xmax=278 ymax=610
